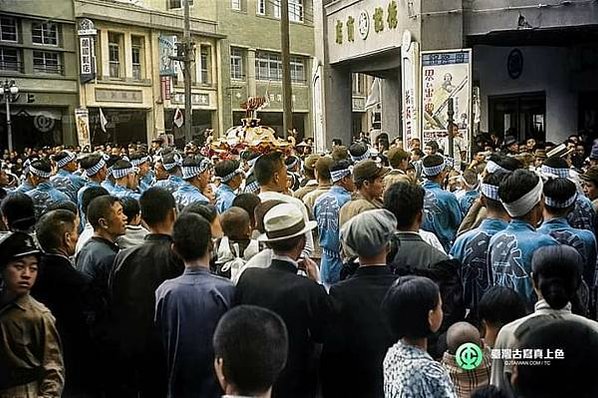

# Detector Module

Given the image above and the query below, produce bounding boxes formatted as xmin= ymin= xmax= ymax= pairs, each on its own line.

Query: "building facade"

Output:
xmin=316 ymin=0 xmax=598 ymax=148
xmin=0 ymin=0 xmax=79 ymax=150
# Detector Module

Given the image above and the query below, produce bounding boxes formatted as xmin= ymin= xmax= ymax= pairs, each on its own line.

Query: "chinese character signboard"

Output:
xmin=401 ymin=31 xmax=419 ymax=144
xmin=159 ymin=36 xmax=177 ymax=76
xmin=78 ymin=19 xmax=97 ymax=84
xmin=75 ymin=108 xmax=90 ymax=148
xmin=420 ymin=49 xmax=472 ymax=149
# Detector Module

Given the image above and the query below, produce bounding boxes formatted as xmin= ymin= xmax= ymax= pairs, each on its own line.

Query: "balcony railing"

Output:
xmin=33 ymin=64 xmax=64 ymax=75
xmin=0 ymin=60 xmax=24 ymax=73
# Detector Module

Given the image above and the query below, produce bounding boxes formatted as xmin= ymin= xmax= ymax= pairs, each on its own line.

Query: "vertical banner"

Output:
xmin=77 ymin=19 xmax=97 ymax=84
xmin=401 ymin=30 xmax=419 ymax=146
xmin=312 ymin=59 xmax=325 ymax=153
xmin=160 ymin=76 xmax=172 ymax=101
xmin=420 ymin=49 xmax=472 ymax=159
xmin=75 ymin=108 xmax=91 ymax=148
xmin=159 ymin=36 xmax=177 ymax=76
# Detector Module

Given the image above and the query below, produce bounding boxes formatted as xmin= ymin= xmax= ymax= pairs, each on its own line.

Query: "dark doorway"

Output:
xmin=579 ymin=91 xmax=598 ymax=139
xmin=352 ymin=112 xmax=364 ymax=138
xmin=0 ymin=107 xmax=63 ymax=151
xmin=89 ymin=108 xmax=147 ymax=145
xmin=488 ymin=92 xmax=546 ymax=143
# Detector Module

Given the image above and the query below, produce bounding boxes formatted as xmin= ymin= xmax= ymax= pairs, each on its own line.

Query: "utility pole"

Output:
xmin=280 ymin=0 xmax=292 ymax=139
xmin=447 ymin=98 xmax=455 ymax=158
xmin=183 ymin=0 xmax=193 ymax=143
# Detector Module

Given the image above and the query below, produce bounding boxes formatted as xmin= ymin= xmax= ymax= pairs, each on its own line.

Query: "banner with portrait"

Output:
xmin=75 ymin=108 xmax=91 ymax=149
xmin=159 ymin=35 xmax=177 ymax=76
xmin=420 ymin=49 xmax=472 ymax=158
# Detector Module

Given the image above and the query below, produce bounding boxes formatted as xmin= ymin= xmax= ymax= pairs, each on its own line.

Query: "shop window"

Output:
xmin=488 ymin=92 xmax=546 ymax=142
xmin=33 ymin=51 xmax=61 ymax=74
xmin=168 ymin=0 xmax=193 ymax=9
xmin=230 ymin=47 xmax=244 ymax=80
xmin=0 ymin=47 xmax=21 ymax=72
xmin=132 ymin=35 xmax=144 ymax=80
xmin=0 ymin=17 xmax=18 ymax=42
xmin=108 ymin=32 xmax=122 ymax=78
xmin=32 ymin=22 xmax=58 ymax=46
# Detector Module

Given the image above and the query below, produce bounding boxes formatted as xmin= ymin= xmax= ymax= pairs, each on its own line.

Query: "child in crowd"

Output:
xmin=116 ymin=197 xmax=149 ymax=249
xmin=216 ymin=207 xmax=259 ymax=281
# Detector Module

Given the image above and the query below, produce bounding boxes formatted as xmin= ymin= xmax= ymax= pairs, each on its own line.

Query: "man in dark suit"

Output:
xmin=236 ymin=203 xmax=329 ymax=398
xmin=322 ymin=209 xmax=399 ymax=398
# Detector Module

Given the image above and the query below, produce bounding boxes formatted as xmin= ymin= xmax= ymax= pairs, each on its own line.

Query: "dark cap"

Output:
xmin=581 ymin=166 xmax=598 ymax=185
xmin=0 ymin=232 xmax=40 ymax=268
xmin=353 ymin=159 xmax=390 ymax=183
xmin=504 ymin=136 xmax=517 ymax=147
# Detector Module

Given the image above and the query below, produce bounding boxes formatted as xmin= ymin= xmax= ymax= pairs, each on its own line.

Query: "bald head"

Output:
xmin=446 ymin=321 xmax=481 ymax=355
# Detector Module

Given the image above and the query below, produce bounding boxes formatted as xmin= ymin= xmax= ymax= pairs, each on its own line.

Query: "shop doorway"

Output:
xmin=0 ymin=107 xmax=63 ymax=151
xmin=579 ymin=91 xmax=598 ymax=138
xmin=488 ymin=92 xmax=546 ymax=143
xmin=89 ymin=108 xmax=147 ymax=145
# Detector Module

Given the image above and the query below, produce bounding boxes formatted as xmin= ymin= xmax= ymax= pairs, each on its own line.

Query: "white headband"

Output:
xmin=29 ymin=165 xmax=52 ymax=179
xmin=85 ymin=158 xmax=106 ymax=176
xmin=56 ymin=152 xmax=77 ymax=168
xmin=486 ymin=160 xmax=509 ymax=174
xmin=220 ymin=168 xmax=244 ymax=183
xmin=350 ymin=149 xmax=370 ymax=163
xmin=480 ymin=183 xmax=500 ymax=201
xmin=545 ymin=192 xmax=577 ymax=209
xmin=130 ymin=156 xmax=150 ymax=167
xmin=423 ymin=160 xmax=446 ymax=177
xmin=331 ymin=167 xmax=352 ymax=183
xmin=500 ymin=178 xmax=543 ymax=217
xmin=112 ymin=166 xmax=137 ymax=179
xmin=540 ymin=165 xmax=570 ymax=179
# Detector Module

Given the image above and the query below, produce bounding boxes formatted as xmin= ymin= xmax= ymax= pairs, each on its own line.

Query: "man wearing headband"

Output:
xmin=538 ymin=177 xmax=597 ymax=291
xmin=101 ymin=154 xmax=121 ymax=194
xmin=173 ymin=155 xmax=211 ymax=209
xmin=50 ymin=150 xmax=86 ymax=203
xmin=14 ymin=158 xmax=37 ymax=194
xmin=153 ymin=151 xmax=185 ymax=194
xmin=0 ymin=232 xmax=64 ymax=397
xmin=130 ymin=153 xmax=154 ymax=192
xmin=313 ymin=159 xmax=354 ymax=285
xmin=450 ymin=172 xmax=511 ymax=311
xmin=25 ymin=158 xmax=70 ymax=219
xmin=488 ymin=169 xmax=557 ymax=306
xmin=421 ymin=154 xmax=462 ymax=252
xmin=542 ymin=156 xmax=596 ymax=232
xmin=110 ymin=160 xmax=141 ymax=200
xmin=457 ymin=169 xmax=481 ymax=217
xmin=215 ymin=160 xmax=244 ymax=213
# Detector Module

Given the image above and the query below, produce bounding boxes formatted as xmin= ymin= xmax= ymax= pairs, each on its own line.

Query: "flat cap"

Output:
xmin=340 ymin=209 xmax=397 ymax=257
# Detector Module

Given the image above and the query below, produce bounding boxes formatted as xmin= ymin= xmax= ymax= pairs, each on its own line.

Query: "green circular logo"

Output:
xmin=455 ymin=343 xmax=483 ymax=370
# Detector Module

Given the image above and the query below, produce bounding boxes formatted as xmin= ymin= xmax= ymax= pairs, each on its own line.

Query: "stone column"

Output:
xmin=325 ymin=65 xmax=352 ymax=147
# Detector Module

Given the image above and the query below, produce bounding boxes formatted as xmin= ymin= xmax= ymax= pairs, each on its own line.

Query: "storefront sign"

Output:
xmin=75 ymin=108 xmax=91 ymax=148
xmin=159 ymin=36 xmax=177 ymax=76
xmin=352 ymin=97 xmax=366 ymax=112
xmin=327 ymin=0 xmax=401 ymax=64
xmin=78 ymin=19 xmax=97 ymax=84
xmin=95 ymin=89 xmax=143 ymax=103
xmin=161 ymin=76 xmax=172 ymax=101
xmin=401 ymin=30 xmax=419 ymax=144
xmin=171 ymin=93 xmax=210 ymax=107
xmin=420 ymin=49 xmax=472 ymax=152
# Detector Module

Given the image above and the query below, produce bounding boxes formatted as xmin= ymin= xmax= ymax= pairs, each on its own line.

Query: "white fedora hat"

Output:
xmin=258 ymin=203 xmax=317 ymax=242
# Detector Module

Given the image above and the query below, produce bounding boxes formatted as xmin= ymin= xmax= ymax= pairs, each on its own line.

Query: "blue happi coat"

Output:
xmin=51 ymin=169 xmax=86 ymax=204
xmin=488 ymin=219 xmax=558 ymax=305
xmin=568 ymin=195 xmax=596 ymax=232
xmin=173 ymin=183 xmax=209 ymax=210
xmin=26 ymin=181 xmax=70 ymax=219
xmin=458 ymin=190 xmax=479 ymax=217
xmin=216 ymin=184 xmax=237 ymax=214
xmin=538 ymin=217 xmax=598 ymax=288
xmin=101 ymin=179 xmax=115 ymax=193
xmin=15 ymin=180 xmax=34 ymax=193
xmin=421 ymin=180 xmax=463 ymax=252
xmin=153 ymin=175 xmax=185 ymax=195
xmin=139 ymin=171 xmax=155 ymax=192
xmin=110 ymin=184 xmax=141 ymax=201
xmin=450 ymin=218 xmax=508 ymax=310
xmin=313 ymin=185 xmax=352 ymax=285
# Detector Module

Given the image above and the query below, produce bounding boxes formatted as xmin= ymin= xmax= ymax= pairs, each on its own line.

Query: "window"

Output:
xmin=273 ymin=0 xmax=281 ymax=18
xmin=230 ymin=47 xmax=243 ymax=80
xmin=200 ymin=45 xmax=211 ymax=84
xmin=231 ymin=0 xmax=241 ymax=10
xmin=33 ymin=51 xmax=61 ymax=74
xmin=289 ymin=0 xmax=303 ymax=22
xmin=0 ymin=47 xmax=20 ymax=71
xmin=256 ymin=0 xmax=266 ymax=15
xmin=132 ymin=36 xmax=143 ymax=80
xmin=168 ymin=0 xmax=193 ymax=9
xmin=256 ymin=52 xmax=281 ymax=81
xmin=353 ymin=73 xmax=365 ymax=94
xmin=0 ymin=17 xmax=17 ymax=42
xmin=290 ymin=56 xmax=305 ymax=83
xmin=32 ymin=22 xmax=58 ymax=46
xmin=108 ymin=32 xmax=121 ymax=78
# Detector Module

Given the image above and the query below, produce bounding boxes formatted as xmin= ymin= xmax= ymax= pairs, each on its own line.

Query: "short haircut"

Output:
xmin=543 ymin=177 xmax=576 ymax=216
xmin=87 ymin=196 xmax=120 ymax=229
xmin=213 ymin=305 xmax=288 ymax=396
xmin=36 ymin=209 xmax=77 ymax=252
xmin=121 ymin=197 xmax=141 ymax=223
xmin=329 ymin=159 xmax=352 ymax=175
xmin=462 ymin=169 xmax=478 ymax=186
xmin=383 ymin=181 xmax=424 ymax=229
xmin=488 ymin=154 xmax=522 ymax=172
xmin=1 ymin=192 xmax=36 ymax=231
xmin=382 ymin=276 xmax=440 ymax=339
xmin=388 ymin=149 xmax=410 ymax=169
xmin=232 ymin=193 xmax=261 ymax=225
xmin=532 ymin=245 xmax=582 ymax=310
xmin=515 ymin=319 xmax=598 ymax=398
xmin=412 ymin=148 xmax=424 ymax=158
xmin=268 ymin=234 xmax=305 ymax=253
xmin=498 ymin=169 xmax=540 ymax=204
xmin=254 ymin=152 xmax=284 ymax=186
xmin=543 ymin=155 xmax=568 ymax=169
xmin=79 ymin=154 xmax=104 ymax=170
xmin=182 ymin=202 xmax=217 ymax=223
xmin=81 ymin=186 xmax=110 ymax=217
xmin=332 ymin=138 xmax=342 ymax=146
xmin=172 ymin=212 xmax=211 ymax=261
xmin=446 ymin=321 xmax=481 ymax=355
xmin=139 ymin=187 xmax=176 ymax=227
xmin=422 ymin=154 xmax=444 ymax=169
xmin=254 ymin=200 xmax=285 ymax=234
xmin=481 ymin=171 xmax=509 ymax=213
xmin=315 ymin=156 xmax=333 ymax=181
xmin=47 ymin=200 xmax=78 ymax=215
xmin=425 ymin=141 xmax=439 ymax=151
xmin=478 ymin=286 xmax=527 ymax=328
xmin=215 ymin=159 xmax=241 ymax=180
xmin=221 ymin=207 xmax=250 ymax=240
xmin=30 ymin=158 xmax=52 ymax=175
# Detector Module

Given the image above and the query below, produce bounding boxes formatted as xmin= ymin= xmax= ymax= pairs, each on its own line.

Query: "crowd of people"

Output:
xmin=1 ymin=129 xmax=598 ymax=398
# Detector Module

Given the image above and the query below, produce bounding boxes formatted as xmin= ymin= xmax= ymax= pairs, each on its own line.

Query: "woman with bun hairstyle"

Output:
xmin=490 ymin=245 xmax=598 ymax=395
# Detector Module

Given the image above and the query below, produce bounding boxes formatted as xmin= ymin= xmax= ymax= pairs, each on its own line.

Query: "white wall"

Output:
xmin=474 ymin=45 xmax=577 ymax=143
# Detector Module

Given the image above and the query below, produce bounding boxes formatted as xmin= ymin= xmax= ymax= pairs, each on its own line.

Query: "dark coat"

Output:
xmin=322 ymin=266 xmax=398 ymax=398
xmin=235 ymin=258 xmax=331 ymax=398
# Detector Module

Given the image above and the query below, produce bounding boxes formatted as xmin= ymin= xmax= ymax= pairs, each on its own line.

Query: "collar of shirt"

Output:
xmin=305 ymin=179 xmax=318 ymax=187
xmin=218 ymin=184 xmax=235 ymax=194
xmin=423 ymin=180 xmax=441 ymax=189
xmin=183 ymin=266 xmax=211 ymax=276
xmin=508 ymin=219 xmax=535 ymax=231
xmin=330 ymin=185 xmax=349 ymax=195
xmin=144 ymin=233 xmax=173 ymax=243
xmin=0 ymin=293 xmax=32 ymax=314
xmin=271 ymin=253 xmax=299 ymax=268
xmin=90 ymin=236 xmax=119 ymax=252
xmin=542 ymin=217 xmax=570 ymax=229
xmin=353 ymin=265 xmax=392 ymax=277
xmin=56 ymin=169 xmax=70 ymax=177
xmin=534 ymin=298 xmax=572 ymax=313
xmin=169 ymin=175 xmax=184 ymax=184
xmin=37 ymin=181 xmax=54 ymax=191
